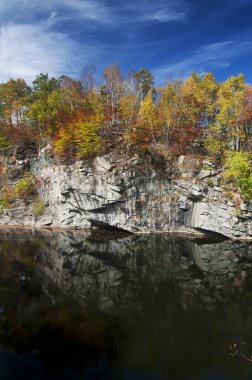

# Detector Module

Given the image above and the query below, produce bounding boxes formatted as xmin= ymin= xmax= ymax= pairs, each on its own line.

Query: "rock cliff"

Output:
xmin=1 ymin=151 xmax=252 ymax=239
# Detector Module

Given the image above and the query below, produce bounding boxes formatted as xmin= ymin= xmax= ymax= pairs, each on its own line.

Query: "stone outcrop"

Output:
xmin=0 ymin=152 xmax=252 ymax=239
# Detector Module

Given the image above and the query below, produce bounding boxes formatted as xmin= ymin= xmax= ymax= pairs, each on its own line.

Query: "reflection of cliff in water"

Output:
xmin=1 ymin=230 xmax=252 ymax=379
xmin=32 ymin=230 xmax=252 ymax=310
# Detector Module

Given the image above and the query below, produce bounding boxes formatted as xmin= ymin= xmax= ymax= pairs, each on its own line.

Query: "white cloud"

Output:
xmin=0 ymin=0 xmax=192 ymax=82
xmin=154 ymin=40 xmax=252 ymax=81
xmin=146 ymin=10 xmax=186 ymax=22
xmin=0 ymin=0 xmax=189 ymax=29
xmin=0 ymin=0 xmax=113 ymax=25
xmin=0 ymin=23 xmax=94 ymax=82
xmin=52 ymin=0 xmax=112 ymax=23
xmin=127 ymin=0 xmax=190 ymax=23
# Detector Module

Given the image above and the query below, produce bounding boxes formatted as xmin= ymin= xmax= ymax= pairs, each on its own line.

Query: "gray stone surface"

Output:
xmin=0 ymin=154 xmax=252 ymax=239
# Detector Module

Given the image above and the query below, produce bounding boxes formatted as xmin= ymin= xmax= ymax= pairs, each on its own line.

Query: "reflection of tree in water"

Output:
xmin=0 ymin=229 xmax=252 ymax=378
xmin=0 ymin=232 xmax=43 ymax=292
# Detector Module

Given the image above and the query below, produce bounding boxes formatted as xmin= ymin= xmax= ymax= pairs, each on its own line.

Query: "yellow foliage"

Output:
xmin=75 ymin=115 xmax=101 ymax=157
xmin=54 ymin=123 xmax=76 ymax=155
xmin=139 ymin=90 xmax=158 ymax=130
xmin=216 ymin=74 xmax=246 ymax=150
xmin=119 ymin=93 xmax=139 ymax=126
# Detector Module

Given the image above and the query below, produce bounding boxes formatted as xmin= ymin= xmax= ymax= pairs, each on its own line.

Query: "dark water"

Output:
xmin=0 ymin=229 xmax=252 ymax=379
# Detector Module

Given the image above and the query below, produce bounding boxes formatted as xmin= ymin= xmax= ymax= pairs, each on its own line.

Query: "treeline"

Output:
xmin=0 ymin=64 xmax=251 ymax=163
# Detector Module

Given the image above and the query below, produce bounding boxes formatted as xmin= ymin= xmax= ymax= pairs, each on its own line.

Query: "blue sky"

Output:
xmin=0 ymin=0 xmax=252 ymax=84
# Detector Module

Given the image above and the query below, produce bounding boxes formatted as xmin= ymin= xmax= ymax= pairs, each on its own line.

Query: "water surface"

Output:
xmin=0 ymin=229 xmax=252 ymax=379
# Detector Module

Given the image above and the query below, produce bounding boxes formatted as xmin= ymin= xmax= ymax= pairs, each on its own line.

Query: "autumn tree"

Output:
xmin=54 ymin=87 xmax=101 ymax=159
xmin=205 ymin=74 xmax=248 ymax=157
xmin=241 ymin=84 xmax=252 ymax=152
xmin=0 ymin=68 xmax=251 ymax=168
xmin=125 ymin=90 xmax=158 ymax=146
xmin=75 ymin=115 xmax=101 ymax=158
xmin=199 ymin=72 xmax=219 ymax=125
xmin=27 ymin=73 xmax=60 ymax=133
xmin=156 ymin=75 xmax=202 ymax=154
xmin=223 ymin=151 xmax=252 ymax=199
xmin=28 ymin=74 xmax=87 ymax=150
xmin=157 ymin=79 xmax=180 ymax=148
xmin=81 ymin=64 xmax=97 ymax=95
xmin=119 ymin=93 xmax=139 ymax=132
xmin=100 ymin=63 xmax=123 ymax=128
xmin=133 ymin=68 xmax=155 ymax=101
xmin=0 ymin=78 xmax=30 ymax=127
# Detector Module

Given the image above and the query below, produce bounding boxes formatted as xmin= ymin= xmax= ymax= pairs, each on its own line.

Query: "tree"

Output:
xmin=223 ymin=151 xmax=252 ymax=199
xmin=241 ymin=85 xmax=252 ymax=152
xmin=27 ymin=73 xmax=60 ymax=132
xmin=27 ymin=74 xmax=87 ymax=143
xmin=75 ymin=116 xmax=101 ymax=158
xmin=0 ymin=78 xmax=30 ymax=126
xmin=215 ymin=74 xmax=246 ymax=152
xmin=204 ymin=124 xmax=227 ymax=158
xmin=126 ymin=90 xmax=158 ymax=145
xmin=81 ymin=64 xmax=96 ymax=95
xmin=54 ymin=88 xmax=102 ymax=159
xmin=157 ymin=76 xmax=202 ymax=153
xmin=199 ymin=72 xmax=219 ymax=125
xmin=120 ymin=93 xmax=139 ymax=131
xmin=101 ymin=63 xmax=123 ymax=127
xmin=133 ymin=68 xmax=155 ymax=100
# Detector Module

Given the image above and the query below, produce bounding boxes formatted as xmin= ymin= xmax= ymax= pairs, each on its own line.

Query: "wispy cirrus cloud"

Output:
xmin=0 ymin=0 xmax=191 ymax=82
xmin=154 ymin=39 xmax=252 ymax=81
xmin=145 ymin=10 xmax=186 ymax=22
xmin=0 ymin=0 xmax=110 ymax=82
xmin=0 ymin=23 xmax=98 ymax=82
xmin=135 ymin=0 xmax=191 ymax=23
xmin=3 ymin=0 xmax=251 ymax=86
xmin=118 ymin=0 xmax=191 ymax=24
xmin=0 ymin=0 xmax=190 ymax=26
xmin=0 ymin=0 xmax=113 ymax=25
xmin=54 ymin=0 xmax=112 ymax=23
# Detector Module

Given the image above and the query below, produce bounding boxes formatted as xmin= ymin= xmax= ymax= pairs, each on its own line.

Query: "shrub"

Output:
xmin=206 ymin=178 xmax=214 ymax=187
xmin=223 ymin=151 xmax=252 ymax=200
xmin=32 ymin=200 xmax=46 ymax=216
xmin=0 ymin=134 xmax=9 ymax=149
xmin=15 ymin=172 xmax=35 ymax=201
xmin=0 ymin=186 xmax=17 ymax=211
xmin=0 ymin=199 xmax=9 ymax=210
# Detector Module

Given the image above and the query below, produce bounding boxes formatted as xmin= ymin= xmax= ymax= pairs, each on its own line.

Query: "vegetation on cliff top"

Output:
xmin=0 ymin=64 xmax=251 ymax=198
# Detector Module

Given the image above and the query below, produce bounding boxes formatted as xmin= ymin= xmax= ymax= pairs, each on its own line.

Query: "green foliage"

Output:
xmin=15 ymin=172 xmax=35 ymax=200
xmin=223 ymin=151 xmax=252 ymax=199
xmin=27 ymin=74 xmax=60 ymax=132
xmin=0 ymin=78 xmax=31 ymax=126
xmin=32 ymin=200 xmax=46 ymax=216
xmin=0 ymin=134 xmax=9 ymax=149
xmin=206 ymin=178 xmax=214 ymax=187
xmin=133 ymin=68 xmax=155 ymax=100
xmin=204 ymin=124 xmax=227 ymax=157
xmin=0 ymin=199 xmax=9 ymax=211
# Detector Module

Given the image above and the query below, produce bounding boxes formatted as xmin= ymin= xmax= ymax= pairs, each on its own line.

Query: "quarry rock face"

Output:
xmin=1 ymin=153 xmax=252 ymax=239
